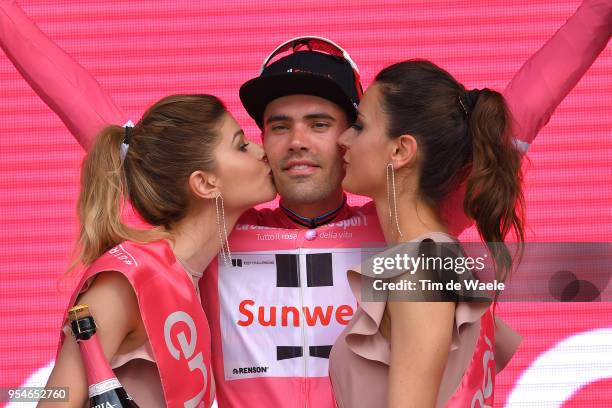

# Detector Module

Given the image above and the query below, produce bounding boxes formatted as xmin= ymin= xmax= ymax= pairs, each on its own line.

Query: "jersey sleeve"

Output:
xmin=503 ymin=0 xmax=611 ymax=152
xmin=445 ymin=0 xmax=611 ymax=236
xmin=0 ymin=0 xmax=128 ymax=150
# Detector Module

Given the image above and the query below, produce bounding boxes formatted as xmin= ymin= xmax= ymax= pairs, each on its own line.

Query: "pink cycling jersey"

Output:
xmin=201 ymin=202 xmax=384 ymax=407
xmin=1 ymin=0 xmax=610 ymax=406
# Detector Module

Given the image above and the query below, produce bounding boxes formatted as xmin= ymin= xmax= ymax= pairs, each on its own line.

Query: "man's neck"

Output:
xmin=279 ymin=191 xmax=346 ymax=228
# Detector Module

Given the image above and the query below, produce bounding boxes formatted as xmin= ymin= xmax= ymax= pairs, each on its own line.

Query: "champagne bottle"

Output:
xmin=68 ymin=304 xmax=139 ymax=408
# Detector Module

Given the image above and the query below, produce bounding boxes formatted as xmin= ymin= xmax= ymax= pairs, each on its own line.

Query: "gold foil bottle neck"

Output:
xmin=68 ymin=304 xmax=91 ymax=323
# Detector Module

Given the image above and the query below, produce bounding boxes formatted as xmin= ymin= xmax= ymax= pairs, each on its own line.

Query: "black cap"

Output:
xmin=240 ymin=51 xmax=361 ymax=129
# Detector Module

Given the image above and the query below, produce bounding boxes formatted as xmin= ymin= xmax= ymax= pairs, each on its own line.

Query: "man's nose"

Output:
xmin=288 ymin=124 xmax=309 ymax=151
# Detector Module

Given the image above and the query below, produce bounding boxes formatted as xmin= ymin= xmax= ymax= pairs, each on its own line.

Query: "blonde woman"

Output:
xmin=41 ymin=94 xmax=276 ymax=408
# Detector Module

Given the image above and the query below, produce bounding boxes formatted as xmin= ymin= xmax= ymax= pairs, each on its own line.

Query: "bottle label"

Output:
xmin=88 ymin=378 xmax=121 ymax=398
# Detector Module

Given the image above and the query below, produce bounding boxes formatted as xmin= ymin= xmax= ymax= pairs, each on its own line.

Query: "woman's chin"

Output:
xmin=341 ymin=177 xmax=359 ymax=195
xmin=341 ymin=178 xmax=375 ymax=199
xmin=253 ymin=187 xmax=278 ymax=207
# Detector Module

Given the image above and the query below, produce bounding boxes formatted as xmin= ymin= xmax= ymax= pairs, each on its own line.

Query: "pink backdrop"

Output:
xmin=1 ymin=1 xmax=611 ymax=406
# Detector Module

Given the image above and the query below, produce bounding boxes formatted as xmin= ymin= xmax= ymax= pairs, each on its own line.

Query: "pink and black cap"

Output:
xmin=239 ymin=36 xmax=363 ymax=129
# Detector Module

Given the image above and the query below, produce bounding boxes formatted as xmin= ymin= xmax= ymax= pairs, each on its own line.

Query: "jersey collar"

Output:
xmin=279 ymin=195 xmax=348 ymax=229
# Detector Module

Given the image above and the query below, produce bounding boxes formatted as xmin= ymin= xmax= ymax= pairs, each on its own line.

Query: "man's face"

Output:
xmin=262 ymin=95 xmax=349 ymax=206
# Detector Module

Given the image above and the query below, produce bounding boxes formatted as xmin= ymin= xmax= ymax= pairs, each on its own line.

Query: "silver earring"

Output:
xmin=386 ymin=163 xmax=403 ymax=238
xmin=214 ymin=192 xmax=232 ymax=266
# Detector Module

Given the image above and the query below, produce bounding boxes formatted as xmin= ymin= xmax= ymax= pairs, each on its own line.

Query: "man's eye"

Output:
xmin=271 ymin=124 xmax=288 ymax=131
xmin=312 ymin=122 xmax=330 ymax=129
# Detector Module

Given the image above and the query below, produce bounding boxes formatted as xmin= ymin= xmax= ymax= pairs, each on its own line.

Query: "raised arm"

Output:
xmin=504 ymin=0 xmax=611 ymax=149
xmin=445 ymin=0 xmax=611 ymax=236
xmin=0 ymin=0 xmax=128 ymax=150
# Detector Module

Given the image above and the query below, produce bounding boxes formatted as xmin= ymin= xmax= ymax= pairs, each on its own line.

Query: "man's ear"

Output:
xmin=391 ymin=134 xmax=418 ymax=169
xmin=188 ymin=170 xmax=220 ymax=199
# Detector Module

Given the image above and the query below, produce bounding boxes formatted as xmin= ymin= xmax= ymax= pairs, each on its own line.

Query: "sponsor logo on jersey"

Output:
xmin=232 ymin=366 xmax=270 ymax=375
xmin=219 ymin=249 xmax=362 ymax=379
xmin=237 ymin=300 xmax=354 ymax=327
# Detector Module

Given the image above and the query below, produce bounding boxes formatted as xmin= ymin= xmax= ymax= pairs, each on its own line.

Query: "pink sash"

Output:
xmin=59 ymin=240 xmax=213 ymax=408
xmin=446 ymin=308 xmax=496 ymax=408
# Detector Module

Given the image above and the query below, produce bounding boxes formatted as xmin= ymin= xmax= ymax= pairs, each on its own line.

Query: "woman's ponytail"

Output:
xmin=68 ymin=126 xmax=152 ymax=272
xmin=67 ymin=94 xmax=226 ymax=273
xmin=463 ymin=89 xmax=525 ymax=282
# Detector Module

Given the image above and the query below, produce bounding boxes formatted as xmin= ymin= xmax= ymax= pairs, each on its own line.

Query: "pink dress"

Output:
xmin=329 ymin=232 xmax=522 ymax=408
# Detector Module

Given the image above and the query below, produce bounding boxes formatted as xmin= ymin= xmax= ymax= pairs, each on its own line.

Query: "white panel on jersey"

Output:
xmin=218 ymin=248 xmax=365 ymax=380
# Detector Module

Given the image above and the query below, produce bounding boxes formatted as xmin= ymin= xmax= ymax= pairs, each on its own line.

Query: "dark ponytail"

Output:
xmin=463 ymin=89 xmax=525 ymax=282
xmin=375 ymin=60 xmax=524 ymax=284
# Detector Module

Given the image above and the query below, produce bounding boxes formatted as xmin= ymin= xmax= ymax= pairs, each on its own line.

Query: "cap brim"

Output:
xmin=240 ymin=73 xmax=357 ymax=128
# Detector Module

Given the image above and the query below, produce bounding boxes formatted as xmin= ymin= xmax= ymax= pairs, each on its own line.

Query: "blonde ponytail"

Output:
xmin=68 ymin=126 xmax=164 ymax=273
xmin=68 ymin=94 xmax=226 ymax=273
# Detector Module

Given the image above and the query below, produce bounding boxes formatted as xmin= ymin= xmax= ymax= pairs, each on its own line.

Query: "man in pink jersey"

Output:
xmin=0 ymin=1 xmax=610 ymax=407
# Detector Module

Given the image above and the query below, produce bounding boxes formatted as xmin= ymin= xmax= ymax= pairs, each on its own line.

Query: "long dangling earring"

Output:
xmin=214 ymin=192 xmax=232 ymax=266
xmin=386 ymin=163 xmax=404 ymax=238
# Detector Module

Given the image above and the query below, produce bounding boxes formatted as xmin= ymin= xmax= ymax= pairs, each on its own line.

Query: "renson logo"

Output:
xmin=232 ymin=366 xmax=269 ymax=375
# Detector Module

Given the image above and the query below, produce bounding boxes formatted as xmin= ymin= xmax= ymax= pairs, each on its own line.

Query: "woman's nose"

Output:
xmin=253 ymin=142 xmax=266 ymax=160
xmin=337 ymin=129 xmax=350 ymax=149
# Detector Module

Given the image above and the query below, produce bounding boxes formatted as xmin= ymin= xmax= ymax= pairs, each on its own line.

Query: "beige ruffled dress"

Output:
xmin=329 ymin=232 xmax=521 ymax=408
